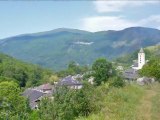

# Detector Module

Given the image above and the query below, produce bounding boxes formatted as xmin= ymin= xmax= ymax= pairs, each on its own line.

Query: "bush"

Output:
xmin=140 ymin=57 xmax=160 ymax=81
xmin=108 ymin=76 xmax=125 ymax=88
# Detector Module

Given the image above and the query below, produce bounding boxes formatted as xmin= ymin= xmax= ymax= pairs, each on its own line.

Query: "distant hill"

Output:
xmin=0 ymin=27 xmax=160 ymax=70
xmin=0 ymin=53 xmax=52 ymax=87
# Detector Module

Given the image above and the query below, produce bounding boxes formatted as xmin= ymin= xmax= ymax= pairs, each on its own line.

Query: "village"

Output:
xmin=23 ymin=48 xmax=155 ymax=110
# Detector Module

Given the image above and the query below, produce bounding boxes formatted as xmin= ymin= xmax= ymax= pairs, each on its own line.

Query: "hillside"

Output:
xmin=115 ymin=45 xmax=160 ymax=66
xmin=0 ymin=27 xmax=160 ymax=70
xmin=146 ymin=45 xmax=160 ymax=56
xmin=0 ymin=53 xmax=53 ymax=87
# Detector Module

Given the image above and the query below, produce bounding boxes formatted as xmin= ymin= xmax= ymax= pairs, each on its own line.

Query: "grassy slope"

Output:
xmin=77 ymin=83 xmax=160 ymax=120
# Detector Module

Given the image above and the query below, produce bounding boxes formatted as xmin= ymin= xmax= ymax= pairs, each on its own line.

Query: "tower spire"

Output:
xmin=139 ymin=48 xmax=144 ymax=53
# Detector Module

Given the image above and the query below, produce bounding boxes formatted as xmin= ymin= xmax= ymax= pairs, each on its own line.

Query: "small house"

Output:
xmin=57 ymin=75 xmax=83 ymax=89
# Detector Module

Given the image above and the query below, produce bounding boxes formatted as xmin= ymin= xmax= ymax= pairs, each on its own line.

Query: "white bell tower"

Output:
xmin=138 ymin=48 xmax=145 ymax=69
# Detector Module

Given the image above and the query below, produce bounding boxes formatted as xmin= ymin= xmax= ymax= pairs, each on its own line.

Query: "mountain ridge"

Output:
xmin=1 ymin=26 xmax=159 ymax=40
xmin=0 ymin=27 xmax=160 ymax=70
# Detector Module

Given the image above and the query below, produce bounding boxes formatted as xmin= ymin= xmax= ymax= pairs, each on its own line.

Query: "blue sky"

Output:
xmin=0 ymin=1 xmax=160 ymax=39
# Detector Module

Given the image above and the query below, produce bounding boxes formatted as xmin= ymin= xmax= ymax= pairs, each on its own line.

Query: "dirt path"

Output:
xmin=137 ymin=88 xmax=157 ymax=120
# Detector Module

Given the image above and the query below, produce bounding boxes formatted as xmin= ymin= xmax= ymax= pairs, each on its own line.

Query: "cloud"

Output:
xmin=81 ymin=16 xmax=137 ymax=32
xmin=80 ymin=1 xmax=160 ymax=32
xmin=81 ymin=15 xmax=160 ymax=32
xmin=94 ymin=1 xmax=159 ymax=13
xmin=139 ymin=15 xmax=160 ymax=29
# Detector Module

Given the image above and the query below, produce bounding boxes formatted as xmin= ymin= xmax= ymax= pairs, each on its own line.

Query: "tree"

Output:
xmin=92 ymin=58 xmax=114 ymax=85
xmin=0 ymin=81 xmax=30 ymax=119
xmin=0 ymin=76 xmax=18 ymax=84
xmin=0 ymin=53 xmax=53 ymax=88
xmin=140 ymin=57 xmax=160 ymax=81
xmin=38 ymin=83 xmax=94 ymax=120
xmin=48 ymin=75 xmax=59 ymax=84
xmin=57 ymin=61 xmax=89 ymax=77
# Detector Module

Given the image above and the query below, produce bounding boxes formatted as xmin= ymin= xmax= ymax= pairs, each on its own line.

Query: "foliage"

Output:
xmin=146 ymin=45 xmax=160 ymax=57
xmin=108 ymin=76 xmax=125 ymax=88
xmin=29 ymin=111 xmax=39 ymax=120
xmin=0 ymin=81 xmax=31 ymax=119
xmin=38 ymin=83 xmax=97 ymax=120
xmin=57 ymin=61 xmax=89 ymax=78
xmin=139 ymin=57 xmax=160 ymax=81
xmin=0 ymin=53 xmax=53 ymax=87
xmin=77 ymin=84 xmax=145 ymax=120
xmin=0 ymin=76 xmax=18 ymax=84
xmin=48 ymin=75 xmax=59 ymax=84
xmin=92 ymin=58 xmax=115 ymax=85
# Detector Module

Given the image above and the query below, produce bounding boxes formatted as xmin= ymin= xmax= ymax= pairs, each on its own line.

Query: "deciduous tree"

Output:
xmin=92 ymin=58 xmax=114 ymax=85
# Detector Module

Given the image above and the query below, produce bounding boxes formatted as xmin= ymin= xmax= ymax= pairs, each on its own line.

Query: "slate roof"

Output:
xmin=23 ymin=88 xmax=33 ymax=97
xmin=123 ymin=68 xmax=139 ymax=80
xmin=57 ymin=76 xmax=82 ymax=86
xmin=23 ymin=89 xmax=44 ymax=102
xmin=22 ymin=89 xmax=45 ymax=109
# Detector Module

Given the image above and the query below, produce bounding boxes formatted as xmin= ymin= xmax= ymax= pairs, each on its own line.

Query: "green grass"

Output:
xmin=77 ymin=83 xmax=160 ymax=120
xmin=151 ymin=84 xmax=160 ymax=120
xmin=77 ymin=84 xmax=145 ymax=120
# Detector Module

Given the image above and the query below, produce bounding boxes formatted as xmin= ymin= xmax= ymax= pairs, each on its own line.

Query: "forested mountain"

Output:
xmin=0 ymin=53 xmax=53 ymax=87
xmin=0 ymin=27 xmax=160 ymax=70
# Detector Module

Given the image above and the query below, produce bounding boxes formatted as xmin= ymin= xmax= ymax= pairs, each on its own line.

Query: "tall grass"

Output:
xmin=151 ymin=84 xmax=160 ymax=120
xmin=77 ymin=84 xmax=145 ymax=120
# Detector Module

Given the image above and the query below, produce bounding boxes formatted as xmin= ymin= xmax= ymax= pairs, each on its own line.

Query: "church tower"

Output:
xmin=138 ymin=48 xmax=145 ymax=69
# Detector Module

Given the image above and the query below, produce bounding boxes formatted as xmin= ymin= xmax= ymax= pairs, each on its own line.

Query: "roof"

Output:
xmin=139 ymin=48 xmax=144 ymax=53
xmin=123 ymin=68 xmax=139 ymax=79
xmin=57 ymin=76 xmax=82 ymax=86
xmin=36 ymin=83 xmax=53 ymax=90
xmin=132 ymin=62 xmax=138 ymax=67
xmin=23 ymin=89 xmax=44 ymax=102
xmin=23 ymin=88 xmax=33 ymax=97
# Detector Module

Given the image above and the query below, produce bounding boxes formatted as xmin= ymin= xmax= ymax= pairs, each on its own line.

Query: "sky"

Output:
xmin=0 ymin=1 xmax=160 ymax=39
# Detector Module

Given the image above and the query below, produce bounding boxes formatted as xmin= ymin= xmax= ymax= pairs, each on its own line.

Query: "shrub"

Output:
xmin=108 ymin=76 xmax=125 ymax=88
